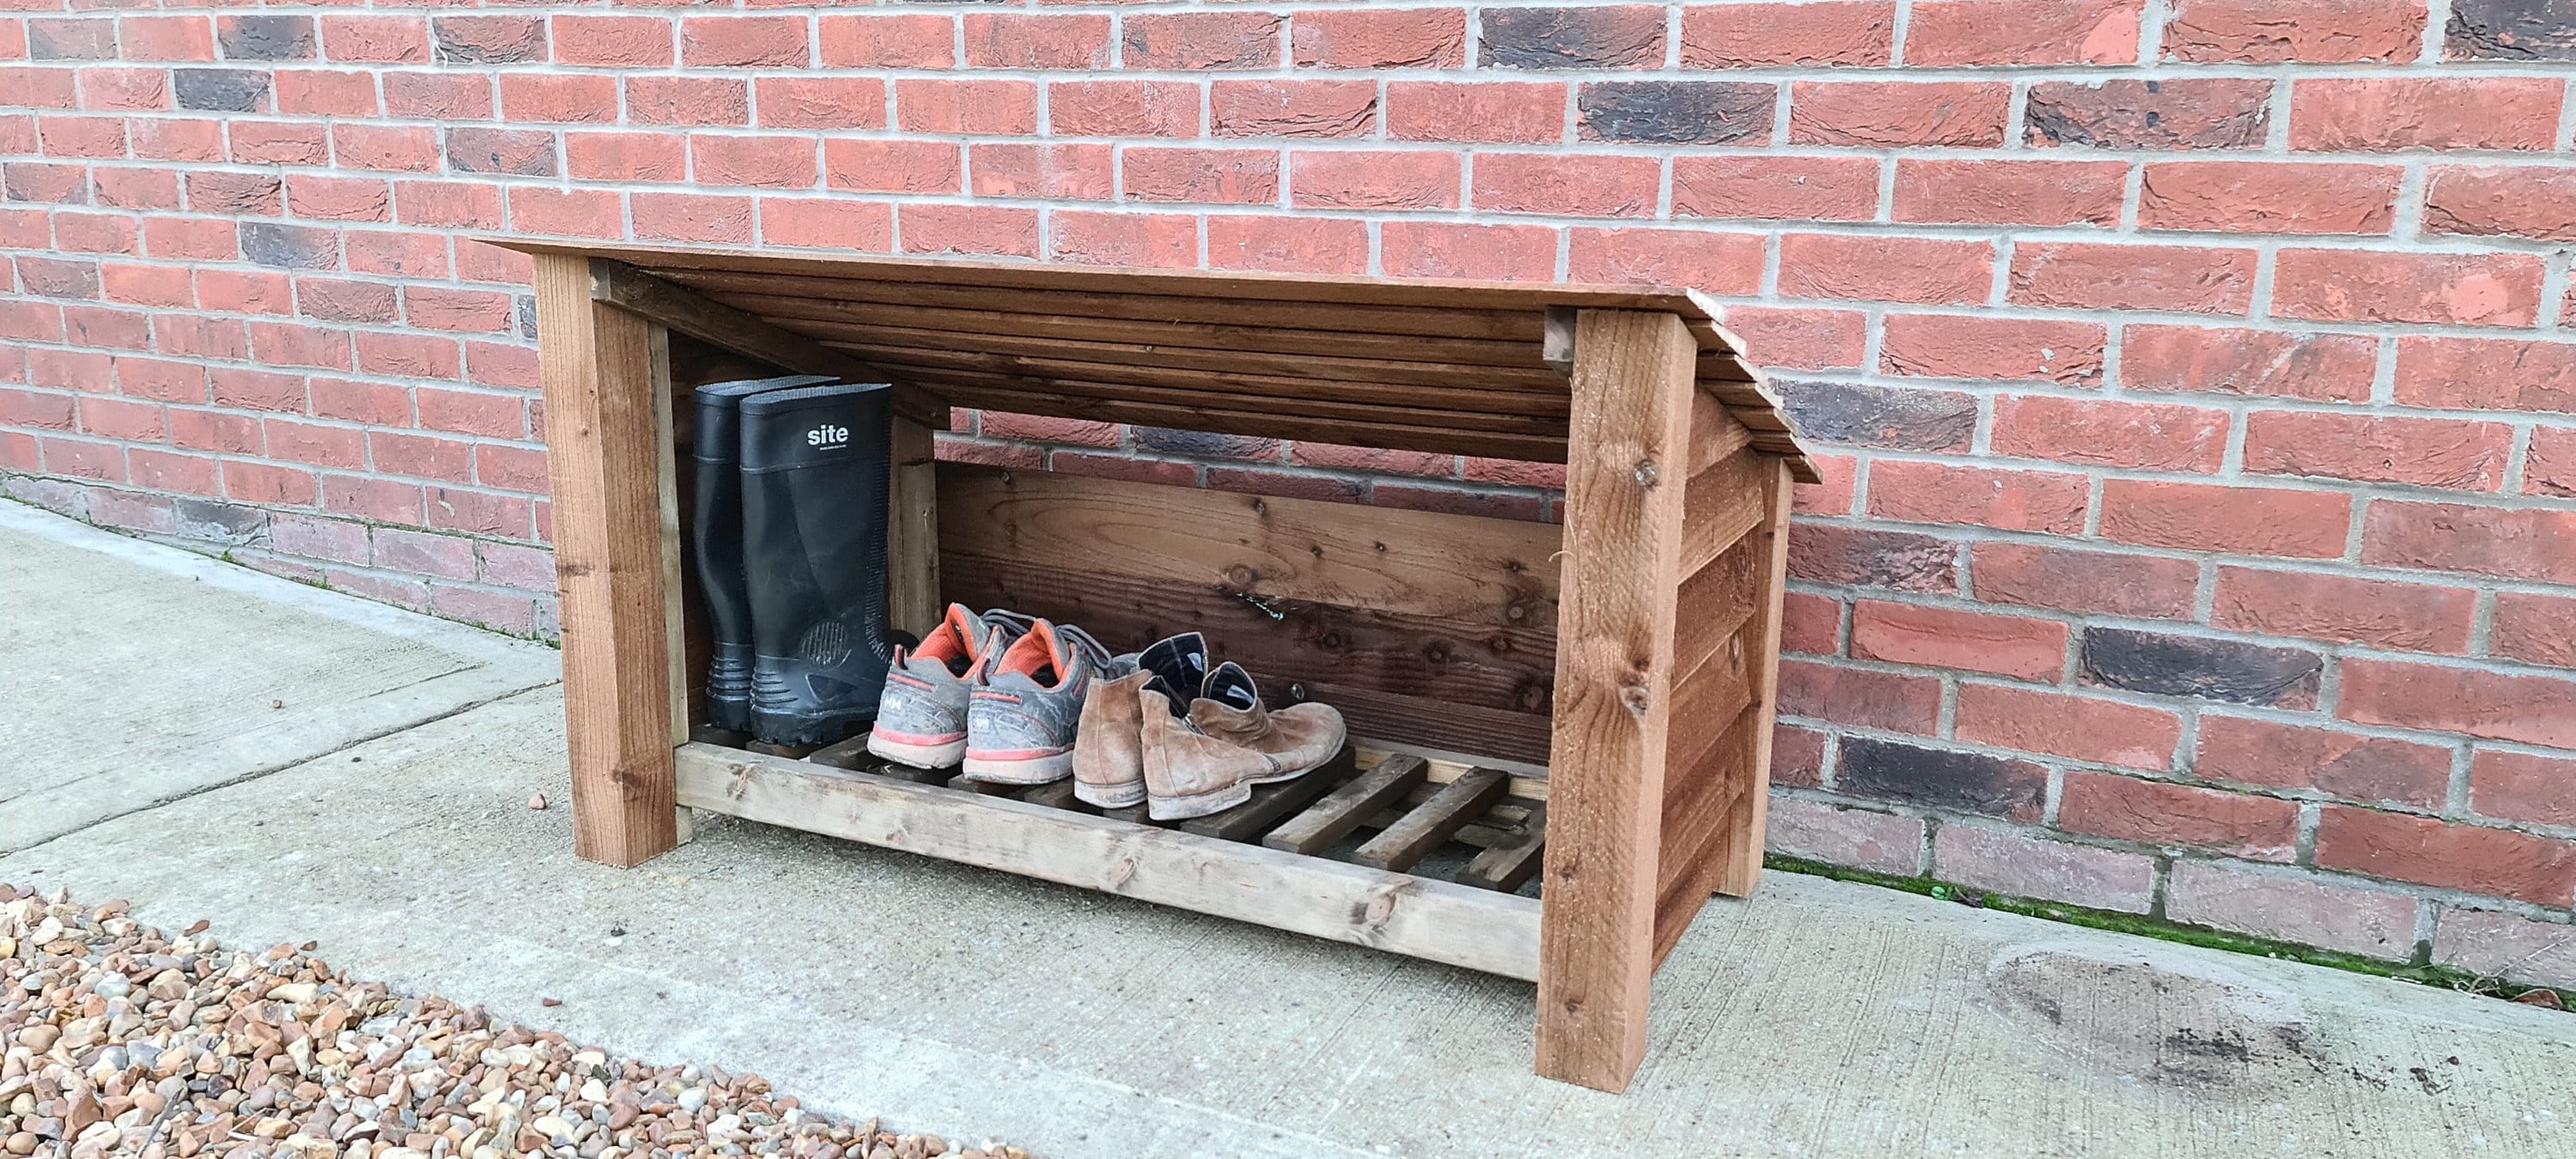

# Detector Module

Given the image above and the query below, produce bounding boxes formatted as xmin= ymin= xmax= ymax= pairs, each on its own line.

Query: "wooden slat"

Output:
xmin=1357 ymin=743 xmax=1550 ymax=802
xmin=1665 ymin=627 xmax=1754 ymax=783
xmin=940 ymin=467 xmax=1561 ymax=629
xmin=1292 ymin=680 xmax=1552 ymax=768
xmin=1264 ymin=755 xmax=1429 ymax=855
xmin=1352 ymin=768 xmax=1510 ymax=872
xmin=1461 ymin=802 xmax=1547 ymax=893
xmin=1652 ymin=705 xmax=1758 ymax=962
xmin=854 ymin=354 xmax=1573 ymax=433
xmin=930 ymin=383 xmax=1570 ymax=464
xmin=535 ymin=253 xmax=680 ymax=869
xmin=675 ymin=743 xmax=1542 ymax=980
xmin=1535 ymin=308 xmax=1698 ymax=1094
xmin=714 ymin=294 xmax=1574 ymax=388
xmin=1179 ymin=747 xmax=1357 ymax=842
xmin=1679 ymin=448 xmax=1771 ymax=578
xmin=649 ymin=326 xmax=687 ymax=749
xmin=1673 ymin=537 xmax=1765 ymax=686
xmin=656 ymin=267 xmax=1553 ymax=343
xmin=1688 ymin=388 xmax=1752 ymax=474
xmin=886 ymin=415 xmax=940 ymax=640
xmin=587 ymin=260 xmax=943 ymax=428
xmin=1722 ymin=459 xmax=1798 ymax=898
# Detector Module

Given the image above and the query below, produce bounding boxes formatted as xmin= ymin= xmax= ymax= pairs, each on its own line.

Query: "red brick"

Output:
xmin=823 ymin=139 xmax=959 ymax=196
xmin=624 ymin=76 xmax=745 ymax=128
xmin=1378 ymin=221 xmax=1557 ymax=281
xmin=2341 ymin=658 xmax=2576 ymax=751
xmin=1385 ymin=82 xmax=1566 ymax=144
xmin=1291 ymin=8 xmax=1467 ymax=69
xmin=1789 ymin=525 xmax=1959 ymax=592
xmin=1933 ymin=823 xmax=2154 ymax=912
xmin=258 ymin=420 xmax=362 ymax=473
xmin=2195 ymin=715 xmax=2445 ymax=807
xmin=222 ymin=462 xmax=315 ymax=507
xmin=496 ymin=75 xmax=613 ymax=125
xmin=2422 ymin=166 xmax=2576 ymax=244
xmin=1049 ymin=452 xmax=1199 ymax=488
xmin=1778 ymin=592 xmax=1842 ymax=654
xmin=1890 ymin=159 xmax=2123 ymax=227
xmin=1973 ymin=543 xmax=2197 ymax=620
xmin=2291 ymin=77 xmax=2561 ymax=152
xmin=75 ymin=396 xmax=160 ymax=441
xmin=2493 ymin=592 xmax=2576 ymax=671
xmin=758 ymin=198 xmax=892 ymax=253
xmin=2215 ymin=566 xmax=2475 ymax=653
xmin=246 ymin=323 xmax=349 ymax=372
xmin=631 ymin=192 xmax=754 ymax=246
xmin=39 ymin=115 xmax=125 ymax=159
xmin=2272 ymin=249 xmax=2544 ymax=328
xmin=2316 ymin=805 xmax=2576 ymax=906
xmin=1789 ymin=82 xmax=2010 ymax=147
xmin=1460 ymin=457 xmax=1564 ymax=488
xmin=936 ymin=438 xmax=1044 ymax=471
xmin=2468 ymin=749 xmax=2576 ymax=828
xmin=962 ymin=13 xmax=1109 ymax=70
xmin=1777 ymin=658 xmax=1942 ymax=732
xmin=1674 ymin=156 xmax=1879 ymax=222
xmin=678 ymin=15 xmax=807 ymax=68
xmin=690 ymin=134 xmax=817 ymax=191
xmin=322 ymin=473 xmax=424 ymax=525
xmin=1867 ymin=462 xmax=2087 ymax=533
xmin=1722 ymin=307 xmax=1868 ymax=373
xmin=2244 ymin=410 xmax=2512 ymax=492
xmin=273 ymin=70 xmax=380 ymax=119
xmin=78 ymin=68 xmax=169 ymax=112
xmin=346 ymin=232 xmax=450 ymax=281
xmin=1905 ymin=0 xmax=2144 ymax=66
xmin=2433 ymin=909 xmax=2576 ymax=992
xmin=427 ymin=487 xmax=532 ymax=538
xmin=1779 ymin=235 xmax=1993 ymax=306
xmin=1206 ymin=215 xmax=1370 ymax=275
xmin=1212 ymin=79 xmax=1377 ymax=139
xmin=295 ymin=277 xmax=397 ymax=325
xmin=552 ymin=15 xmax=671 ymax=68
xmin=283 ymin=176 xmax=389 ymax=223
xmin=355 ymin=333 xmax=458 ymax=380
xmin=369 ymin=430 xmax=473 ymax=484
xmin=754 ymin=78 xmax=886 ymax=133
xmin=2139 ymin=161 xmax=2400 ymax=235
xmin=1122 ymin=147 xmax=1279 ymax=205
xmin=93 ymin=169 xmax=180 ymax=212
xmin=1991 ymin=396 xmax=2227 ymax=472
xmin=1048 ymin=211 xmax=1197 ymax=270
xmin=2010 ymin=241 xmax=2257 ymax=314
xmin=122 ymin=15 xmax=216 ymax=62
xmin=475 ymin=445 xmax=548 ymax=494
xmin=1681 ymin=2 xmax=1895 ymax=67
xmin=402 ymin=288 xmax=511 ymax=336
xmin=1123 ymin=11 xmax=1283 ymax=70
xmin=156 ymin=317 xmax=245 ymax=361
xmin=167 ymin=408 xmax=261 ymax=456
xmin=2362 ymin=501 xmax=2576 ymax=585
xmin=899 ymin=203 xmax=1039 ymax=260
xmin=969 ymin=143 xmax=1113 ymax=201
xmin=1048 ymin=81 xmax=1201 ymax=138
xmin=1850 ymin=600 xmax=2068 ymax=681
xmin=380 ymin=74 xmax=489 ymax=123
xmin=463 ymin=342 xmax=538 ymax=391
xmin=2171 ymin=862 xmax=2419 ymax=957
xmin=338 ymin=126 xmax=441 ymax=174
xmin=1771 ymin=724 xmax=1828 ymax=787
xmin=894 ymin=79 xmax=1036 ymax=136
xmin=2063 ymin=771 xmax=2296 ymax=858
xmin=2099 ymin=480 xmax=2351 ymax=558
xmin=2394 ymin=337 xmax=2576 ymax=416
xmin=54 ymin=213 xmax=135 ymax=256
xmin=319 ymin=15 xmax=425 ymax=64
xmin=2123 ymin=325 xmax=2376 ymax=403
xmin=1471 ymin=152 xmax=1657 ymax=217
xmin=976 ymin=412 xmax=1122 ymax=449
xmin=2162 ymin=0 xmax=2424 ymax=62
xmin=2524 ymin=428 xmax=2576 ymax=499
xmin=563 ymin=131 xmax=683 ymax=184
xmin=2026 ymin=77 xmax=2272 ymax=149
xmin=1880 ymin=314 xmax=2104 ymax=385
xmin=1289 ymin=150 xmax=1457 ymax=210
xmin=1564 ymin=228 xmax=1765 ymax=294
xmin=1766 ymin=798 xmax=1922 ymax=876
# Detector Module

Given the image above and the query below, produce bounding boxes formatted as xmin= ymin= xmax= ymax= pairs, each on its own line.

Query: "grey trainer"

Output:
xmin=867 ymin=604 xmax=1032 ymax=769
xmin=961 ymin=619 xmax=1114 ymax=785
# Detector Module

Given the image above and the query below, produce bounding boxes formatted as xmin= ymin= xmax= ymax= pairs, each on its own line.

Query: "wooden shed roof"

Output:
xmin=491 ymin=240 xmax=1817 ymax=482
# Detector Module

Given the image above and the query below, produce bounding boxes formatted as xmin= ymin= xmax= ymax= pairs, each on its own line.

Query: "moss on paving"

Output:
xmin=1763 ymin=853 xmax=2576 ymax=1010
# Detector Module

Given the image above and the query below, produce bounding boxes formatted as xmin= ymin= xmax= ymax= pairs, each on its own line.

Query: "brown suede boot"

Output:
xmin=1072 ymin=669 xmax=1151 ymax=808
xmin=1188 ymin=662 xmax=1346 ymax=776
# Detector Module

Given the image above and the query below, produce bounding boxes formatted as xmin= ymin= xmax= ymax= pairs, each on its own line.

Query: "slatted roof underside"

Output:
xmin=500 ymin=240 xmax=1817 ymax=481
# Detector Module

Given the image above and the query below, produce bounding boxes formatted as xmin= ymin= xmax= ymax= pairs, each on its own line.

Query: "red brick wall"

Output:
xmin=7 ymin=2 xmax=2576 ymax=983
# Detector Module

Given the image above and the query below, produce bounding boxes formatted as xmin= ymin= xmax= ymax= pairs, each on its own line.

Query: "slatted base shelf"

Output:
xmin=672 ymin=737 xmax=1546 ymax=980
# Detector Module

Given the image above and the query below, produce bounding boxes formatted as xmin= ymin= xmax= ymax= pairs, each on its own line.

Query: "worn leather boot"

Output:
xmin=1072 ymin=633 xmax=1206 ymax=809
xmin=1139 ymin=664 xmax=1346 ymax=821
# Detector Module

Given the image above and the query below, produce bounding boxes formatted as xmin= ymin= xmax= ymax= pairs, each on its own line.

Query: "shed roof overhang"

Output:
xmin=488 ymin=239 xmax=1817 ymax=482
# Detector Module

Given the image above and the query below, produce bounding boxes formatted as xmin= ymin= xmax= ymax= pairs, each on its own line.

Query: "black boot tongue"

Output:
xmin=1204 ymin=661 xmax=1261 ymax=710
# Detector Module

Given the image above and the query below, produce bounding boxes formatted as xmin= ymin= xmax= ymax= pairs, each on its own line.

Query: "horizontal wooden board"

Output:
xmin=933 ymin=383 xmax=1571 ymax=464
xmin=1653 ymin=702 xmax=1759 ymax=963
xmin=1264 ymin=754 xmax=1431 ymax=856
xmin=1673 ymin=537 xmax=1765 ymax=688
xmin=941 ymin=466 xmax=1562 ymax=628
xmin=1680 ymin=449 xmax=1771 ymax=578
xmin=675 ymin=743 xmax=1542 ymax=980
xmin=1354 ymin=768 xmax=1511 ymax=872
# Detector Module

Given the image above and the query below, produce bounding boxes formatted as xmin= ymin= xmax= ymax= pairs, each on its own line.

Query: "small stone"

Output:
xmin=539 ymin=998 xmax=562 ymax=1008
xmin=528 ymin=794 xmax=548 ymax=810
xmin=5 ymin=1132 xmax=36 ymax=1156
xmin=16 ymin=1024 xmax=58 ymax=1051
xmin=2512 ymin=988 xmax=2566 ymax=1010
xmin=272 ymin=700 xmax=284 ymax=709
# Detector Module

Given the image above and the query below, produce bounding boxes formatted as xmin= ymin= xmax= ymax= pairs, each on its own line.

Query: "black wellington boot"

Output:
xmin=690 ymin=374 xmax=835 ymax=734
xmin=738 ymin=380 xmax=899 ymax=747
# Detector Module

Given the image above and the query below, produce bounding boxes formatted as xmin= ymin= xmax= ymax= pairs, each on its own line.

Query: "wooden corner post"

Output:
xmin=534 ymin=252 xmax=682 ymax=868
xmin=1536 ymin=309 xmax=1699 ymax=1093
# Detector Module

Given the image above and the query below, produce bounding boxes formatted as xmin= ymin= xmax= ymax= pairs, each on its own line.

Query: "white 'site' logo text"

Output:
xmin=805 ymin=423 xmax=849 ymax=447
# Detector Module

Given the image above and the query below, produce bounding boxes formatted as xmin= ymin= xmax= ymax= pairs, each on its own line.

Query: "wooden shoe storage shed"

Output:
xmin=501 ymin=239 xmax=1817 ymax=1094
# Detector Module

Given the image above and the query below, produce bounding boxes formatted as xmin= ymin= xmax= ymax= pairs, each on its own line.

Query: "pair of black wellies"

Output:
xmin=693 ymin=377 xmax=898 ymax=747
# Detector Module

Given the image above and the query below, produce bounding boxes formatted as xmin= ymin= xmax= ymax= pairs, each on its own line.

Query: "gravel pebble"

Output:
xmin=1 ymin=883 xmax=1032 ymax=1159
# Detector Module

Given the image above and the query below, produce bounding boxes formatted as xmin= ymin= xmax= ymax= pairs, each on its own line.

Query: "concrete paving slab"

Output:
xmin=6 ymin=685 xmax=2574 ymax=1159
xmin=0 ymin=500 xmax=560 ymax=853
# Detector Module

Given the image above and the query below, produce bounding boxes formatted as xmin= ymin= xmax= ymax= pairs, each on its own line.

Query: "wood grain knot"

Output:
xmin=1619 ymin=683 xmax=1651 ymax=716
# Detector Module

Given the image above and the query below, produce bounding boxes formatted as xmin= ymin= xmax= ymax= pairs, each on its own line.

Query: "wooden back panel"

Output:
xmin=936 ymin=464 xmax=1564 ymax=764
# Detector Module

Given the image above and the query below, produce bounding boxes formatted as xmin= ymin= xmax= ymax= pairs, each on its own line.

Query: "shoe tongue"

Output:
xmin=1138 ymin=633 xmax=1207 ymax=695
xmin=1202 ymin=661 xmax=1261 ymax=711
